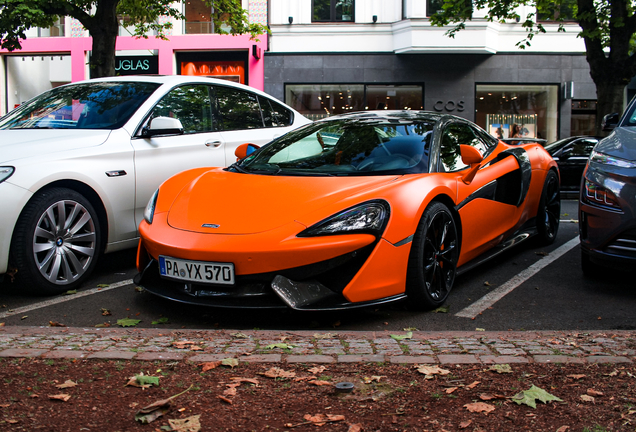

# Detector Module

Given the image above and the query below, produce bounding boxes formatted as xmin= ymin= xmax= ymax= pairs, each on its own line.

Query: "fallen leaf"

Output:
xmin=260 ymin=367 xmax=296 ymax=379
xmin=390 ymin=331 xmax=413 ymax=341
xmin=217 ymin=395 xmax=233 ymax=404
xmin=556 ymin=427 xmax=570 ymax=432
xmin=48 ymin=394 xmax=71 ymax=402
xmin=308 ymin=380 xmax=333 ymax=386
xmin=96 ymin=284 xmax=109 ymax=288
xmin=265 ymin=343 xmax=295 ymax=350
xmin=308 ymin=366 xmax=326 ymax=374
xmin=362 ymin=376 xmax=386 ymax=384
xmin=415 ymin=365 xmax=450 ymax=379
xmin=512 ymin=385 xmax=562 ymax=408
xmin=65 ymin=290 xmax=77 ymax=295
xmin=302 ymin=414 xmax=345 ymax=426
xmin=231 ymin=332 xmax=249 ymax=339
xmin=127 ymin=374 xmax=160 ymax=389
xmin=230 ymin=377 xmax=259 ymax=386
xmin=100 ymin=308 xmax=111 ymax=316
xmin=567 ymin=374 xmax=586 ymax=380
xmin=464 ymin=402 xmax=495 ymax=414
xmin=432 ymin=306 xmax=450 ymax=313
xmin=459 ymin=420 xmax=473 ymax=429
xmin=168 ymin=415 xmax=201 ymax=432
xmin=488 ymin=364 xmax=513 ymax=374
xmin=116 ymin=318 xmax=141 ymax=327
xmin=135 ymin=385 xmax=193 ymax=424
xmin=172 ymin=341 xmax=195 ymax=349
xmin=445 ymin=387 xmax=458 ymax=394
xmin=580 ymin=394 xmax=595 ymax=403
xmin=466 ymin=381 xmax=480 ymax=389
xmin=475 ymin=328 xmax=485 ymax=331
xmin=55 ymin=380 xmax=77 ymax=389
xmin=48 ymin=321 xmax=65 ymax=327
xmin=313 ymin=333 xmax=337 ymax=339
xmin=348 ymin=424 xmax=363 ymax=432
xmin=587 ymin=389 xmax=604 ymax=397
xmin=151 ymin=317 xmax=170 ymax=325
xmin=221 ymin=358 xmax=239 ymax=368
xmin=484 ymin=281 xmax=491 ymax=286
xmin=200 ymin=361 xmax=222 ymax=372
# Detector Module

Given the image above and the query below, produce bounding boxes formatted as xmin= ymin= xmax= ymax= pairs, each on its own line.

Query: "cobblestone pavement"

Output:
xmin=0 ymin=327 xmax=634 ymax=365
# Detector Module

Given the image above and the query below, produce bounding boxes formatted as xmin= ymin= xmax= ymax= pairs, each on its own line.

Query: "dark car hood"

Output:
xmin=597 ymin=127 xmax=636 ymax=161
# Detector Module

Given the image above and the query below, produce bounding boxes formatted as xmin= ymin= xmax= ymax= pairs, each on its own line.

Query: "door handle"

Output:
xmin=205 ymin=141 xmax=222 ymax=148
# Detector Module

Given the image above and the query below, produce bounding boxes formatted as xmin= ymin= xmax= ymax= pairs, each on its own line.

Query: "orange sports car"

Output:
xmin=134 ymin=111 xmax=560 ymax=310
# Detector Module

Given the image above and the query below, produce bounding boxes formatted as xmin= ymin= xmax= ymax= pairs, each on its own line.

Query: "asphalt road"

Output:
xmin=1 ymin=200 xmax=634 ymax=332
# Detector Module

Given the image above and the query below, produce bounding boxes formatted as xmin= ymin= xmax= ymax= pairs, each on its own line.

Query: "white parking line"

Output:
xmin=455 ymin=236 xmax=580 ymax=319
xmin=0 ymin=279 xmax=134 ymax=320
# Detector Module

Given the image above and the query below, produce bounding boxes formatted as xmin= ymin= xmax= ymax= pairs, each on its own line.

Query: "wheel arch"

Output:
xmin=428 ymin=193 xmax=463 ymax=256
xmin=12 ymin=180 xmax=109 ymax=256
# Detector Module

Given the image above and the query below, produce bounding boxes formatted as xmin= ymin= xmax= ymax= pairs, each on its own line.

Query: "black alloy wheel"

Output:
xmin=536 ymin=169 xmax=560 ymax=245
xmin=406 ymin=201 xmax=459 ymax=310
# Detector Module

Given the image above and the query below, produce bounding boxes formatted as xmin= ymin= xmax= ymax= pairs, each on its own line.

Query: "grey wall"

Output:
xmin=264 ymin=52 xmax=596 ymax=139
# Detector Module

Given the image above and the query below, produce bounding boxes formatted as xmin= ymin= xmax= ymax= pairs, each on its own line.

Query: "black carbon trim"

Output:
xmin=456 ymin=180 xmax=497 ymax=211
xmin=497 ymin=147 xmax=532 ymax=206
xmin=455 ymin=148 xmax=532 ymax=211
xmin=393 ymin=235 xmax=414 ymax=247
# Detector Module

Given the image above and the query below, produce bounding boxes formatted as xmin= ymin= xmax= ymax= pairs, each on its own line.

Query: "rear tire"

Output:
xmin=10 ymin=188 xmax=101 ymax=295
xmin=535 ymin=170 xmax=560 ymax=245
xmin=406 ymin=201 xmax=459 ymax=310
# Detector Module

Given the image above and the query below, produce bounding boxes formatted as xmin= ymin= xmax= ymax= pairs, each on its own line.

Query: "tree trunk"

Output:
xmin=86 ymin=0 xmax=120 ymax=78
xmin=594 ymin=81 xmax=627 ymax=134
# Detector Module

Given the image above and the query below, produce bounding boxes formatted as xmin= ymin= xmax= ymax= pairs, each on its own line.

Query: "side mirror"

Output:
xmin=142 ymin=116 xmax=184 ymax=137
xmin=601 ymin=113 xmax=620 ymax=131
xmin=235 ymin=143 xmax=260 ymax=160
xmin=459 ymin=145 xmax=483 ymax=184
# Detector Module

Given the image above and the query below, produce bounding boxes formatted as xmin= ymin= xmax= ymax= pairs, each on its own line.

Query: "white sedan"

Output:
xmin=0 ymin=76 xmax=310 ymax=294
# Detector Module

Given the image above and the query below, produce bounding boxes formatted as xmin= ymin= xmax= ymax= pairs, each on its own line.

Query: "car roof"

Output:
xmin=59 ymin=75 xmax=271 ymax=97
xmin=315 ymin=110 xmax=458 ymax=124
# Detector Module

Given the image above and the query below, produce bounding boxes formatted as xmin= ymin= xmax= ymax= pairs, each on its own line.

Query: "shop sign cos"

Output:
xmin=433 ymin=100 xmax=465 ymax=113
xmin=115 ymin=56 xmax=159 ymax=76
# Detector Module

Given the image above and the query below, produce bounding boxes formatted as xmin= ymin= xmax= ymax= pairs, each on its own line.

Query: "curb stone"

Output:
xmin=0 ymin=327 xmax=634 ymax=365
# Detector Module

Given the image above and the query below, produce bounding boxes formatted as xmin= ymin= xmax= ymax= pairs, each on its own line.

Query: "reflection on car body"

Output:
xmin=135 ymin=111 xmax=560 ymax=311
xmin=579 ymin=100 xmax=636 ymax=276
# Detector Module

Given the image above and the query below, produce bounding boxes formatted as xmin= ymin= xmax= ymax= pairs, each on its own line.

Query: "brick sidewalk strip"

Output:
xmin=0 ymin=327 xmax=634 ymax=364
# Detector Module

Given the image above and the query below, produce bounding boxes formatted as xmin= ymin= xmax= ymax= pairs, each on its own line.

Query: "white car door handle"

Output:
xmin=205 ymin=140 xmax=223 ymax=148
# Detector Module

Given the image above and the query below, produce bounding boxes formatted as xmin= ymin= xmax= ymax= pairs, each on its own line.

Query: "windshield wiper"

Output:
xmin=228 ymin=162 xmax=249 ymax=174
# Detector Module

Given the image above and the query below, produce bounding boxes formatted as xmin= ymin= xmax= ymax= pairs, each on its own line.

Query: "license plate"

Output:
xmin=159 ymin=256 xmax=235 ymax=285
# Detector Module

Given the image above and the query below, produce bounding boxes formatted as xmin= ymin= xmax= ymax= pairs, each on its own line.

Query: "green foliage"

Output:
xmin=117 ymin=318 xmax=141 ymax=327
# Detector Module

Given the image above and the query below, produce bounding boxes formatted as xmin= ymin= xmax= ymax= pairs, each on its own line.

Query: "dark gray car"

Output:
xmin=579 ymin=99 xmax=636 ymax=276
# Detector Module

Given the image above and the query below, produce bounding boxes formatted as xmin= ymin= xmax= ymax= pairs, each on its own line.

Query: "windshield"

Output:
xmin=0 ymin=82 xmax=160 ymax=130
xmin=233 ymin=118 xmax=434 ymax=176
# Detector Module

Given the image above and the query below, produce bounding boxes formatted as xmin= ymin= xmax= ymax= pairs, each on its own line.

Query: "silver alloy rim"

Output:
xmin=32 ymin=199 xmax=96 ymax=285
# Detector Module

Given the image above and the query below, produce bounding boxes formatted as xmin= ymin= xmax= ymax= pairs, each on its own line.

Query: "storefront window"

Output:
xmin=184 ymin=0 xmax=212 ymax=34
xmin=37 ymin=18 xmax=64 ymax=37
xmin=537 ymin=0 xmax=577 ymax=22
xmin=571 ymin=99 xmax=597 ymax=137
xmin=475 ymin=84 xmax=559 ymax=143
xmin=177 ymin=52 xmax=248 ymax=85
xmin=426 ymin=0 xmax=445 ymax=17
xmin=285 ymin=84 xmax=422 ymax=120
xmin=313 ymin=0 xmax=354 ymax=22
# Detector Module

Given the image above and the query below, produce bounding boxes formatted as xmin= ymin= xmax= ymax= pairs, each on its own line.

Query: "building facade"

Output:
xmin=0 ymin=0 xmax=268 ymax=113
xmin=265 ymin=0 xmax=598 ymax=141
xmin=1 ymin=0 xmax=599 ymax=141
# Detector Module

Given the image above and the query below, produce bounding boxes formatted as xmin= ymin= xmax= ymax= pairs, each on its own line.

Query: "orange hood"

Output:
xmin=166 ymin=169 xmax=398 ymax=234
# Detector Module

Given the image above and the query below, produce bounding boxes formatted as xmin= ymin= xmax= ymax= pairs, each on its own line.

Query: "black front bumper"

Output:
xmin=134 ymin=258 xmax=406 ymax=311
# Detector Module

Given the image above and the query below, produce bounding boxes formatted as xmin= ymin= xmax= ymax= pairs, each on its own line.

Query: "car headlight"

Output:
xmin=0 ymin=167 xmax=14 ymax=183
xmin=590 ymin=150 xmax=636 ymax=168
xmin=298 ymin=200 xmax=390 ymax=237
xmin=583 ymin=179 xmax=620 ymax=209
xmin=144 ymin=189 xmax=159 ymax=224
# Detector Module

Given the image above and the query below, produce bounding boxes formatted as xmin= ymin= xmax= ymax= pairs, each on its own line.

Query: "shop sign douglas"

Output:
xmin=115 ymin=56 xmax=159 ymax=76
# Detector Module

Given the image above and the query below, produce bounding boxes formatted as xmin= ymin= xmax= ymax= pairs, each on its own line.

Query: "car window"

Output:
xmin=439 ymin=123 xmax=487 ymax=172
xmin=0 ymin=82 xmax=159 ymax=130
xmin=149 ymin=85 xmax=215 ymax=134
xmin=215 ymin=86 xmax=264 ymax=130
xmin=566 ymin=140 xmax=596 ymax=157
xmin=259 ymin=96 xmax=294 ymax=127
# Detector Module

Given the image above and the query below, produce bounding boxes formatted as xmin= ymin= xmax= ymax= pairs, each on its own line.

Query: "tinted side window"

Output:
xmin=215 ymin=86 xmax=264 ymax=131
xmin=149 ymin=85 xmax=214 ymax=134
xmin=258 ymin=96 xmax=293 ymax=127
xmin=440 ymin=123 xmax=483 ymax=172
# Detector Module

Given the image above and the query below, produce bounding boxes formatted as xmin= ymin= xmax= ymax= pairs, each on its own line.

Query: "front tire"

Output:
xmin=535 ymin=169 xmax=560 ymax=245
xmin=10 ymin=188 xmax=101 ymax=295
xmin=406 ymin=201 xmax=459 ymax=310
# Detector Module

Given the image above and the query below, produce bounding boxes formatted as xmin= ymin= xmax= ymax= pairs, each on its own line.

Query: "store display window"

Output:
xmin=285 ymin=84 xmax=422 ymax=120
xmin=476 ymin=84 xmax=559 ymax=143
